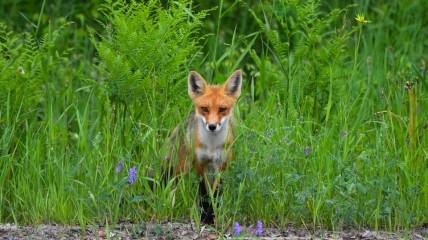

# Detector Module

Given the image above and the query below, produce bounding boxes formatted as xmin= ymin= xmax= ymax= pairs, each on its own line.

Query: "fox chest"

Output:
xmin=193 ymin=119 xmax=231 ymax=173
xmin=195 ymin=147 xmax=227 ymax=166
xmin=195 ymin=146 xmax=229 ymax=176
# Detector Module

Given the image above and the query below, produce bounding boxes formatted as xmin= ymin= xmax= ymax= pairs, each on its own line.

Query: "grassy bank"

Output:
xmin=0 ymin=0 xmax=426 ymax=233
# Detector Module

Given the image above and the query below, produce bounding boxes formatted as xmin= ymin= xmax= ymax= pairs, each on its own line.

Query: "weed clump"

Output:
xmin=92 ymin=0 xmax=208 ymax=110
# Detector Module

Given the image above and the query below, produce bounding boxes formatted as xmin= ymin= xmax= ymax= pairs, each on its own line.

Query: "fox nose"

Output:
xmin=208 ymin=124 xmax=217 ymax=132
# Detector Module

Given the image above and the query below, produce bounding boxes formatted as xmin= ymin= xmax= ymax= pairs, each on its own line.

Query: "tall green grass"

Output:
xmin=0 ymin=0 xmax=426 ymax=234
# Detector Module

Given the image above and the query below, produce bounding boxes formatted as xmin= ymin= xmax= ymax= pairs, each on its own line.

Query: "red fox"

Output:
xmin=165 ymin=70 xmax=242 ymax=224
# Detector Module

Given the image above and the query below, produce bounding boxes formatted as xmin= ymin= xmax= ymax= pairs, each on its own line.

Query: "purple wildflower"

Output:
xmin=255 ymin=221 xmax=263 ymax=236
xmin=304 ymin=146 xmax=310 ymax=156
xmin=128 ymin=166 xmax=137 ymax=184
xmin=233 ymin=222 xmax=241 ymax=235
xmin=116 ymin=161 xmax=123 ymax=173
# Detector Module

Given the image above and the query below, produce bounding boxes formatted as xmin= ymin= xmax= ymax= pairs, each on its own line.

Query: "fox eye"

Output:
xmin=201 ymin=107 xmax=209 ymax=113
xmin=219 ymin=107 xmax=227 ymax=113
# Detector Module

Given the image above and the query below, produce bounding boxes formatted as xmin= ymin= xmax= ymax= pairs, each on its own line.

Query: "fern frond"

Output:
xmin=93 ymin=0 xmax=208 ymax=114
xmin=248 ymin=0 xmax=355 ymax=121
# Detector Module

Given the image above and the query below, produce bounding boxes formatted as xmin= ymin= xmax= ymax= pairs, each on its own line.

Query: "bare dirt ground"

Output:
xmin=0 ymin=220 xmax=427 ymax=240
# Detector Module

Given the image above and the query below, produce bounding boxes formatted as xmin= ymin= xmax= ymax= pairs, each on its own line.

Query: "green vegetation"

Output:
xmin=0 ymin=0 xmax=426 ymax=234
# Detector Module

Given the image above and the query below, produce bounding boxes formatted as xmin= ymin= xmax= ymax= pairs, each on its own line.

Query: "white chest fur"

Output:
xmin=195 ymin=116 xmax=230 ymax=173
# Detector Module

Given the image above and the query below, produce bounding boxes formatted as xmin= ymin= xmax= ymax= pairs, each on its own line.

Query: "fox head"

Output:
xmin=188 ymin=70 xmax=242 ymax=133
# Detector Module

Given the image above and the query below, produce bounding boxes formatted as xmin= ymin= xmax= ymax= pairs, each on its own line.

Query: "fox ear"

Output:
xmin=224 ymin=70 xmax=242 ymax=98
xmin=188 ymin=71 xmax=207 ymax=98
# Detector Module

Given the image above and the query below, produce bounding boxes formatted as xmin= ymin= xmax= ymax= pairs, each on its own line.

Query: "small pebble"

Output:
xmin=98 ymin=230 xmax=107 ymax=238
xmin=206 ymin=232 xmax=216 ymax=240
xmin=362 ymin=230 xmax=373 ymax=238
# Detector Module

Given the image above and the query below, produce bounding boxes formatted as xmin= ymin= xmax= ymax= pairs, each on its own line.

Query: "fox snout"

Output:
xmin=202 ymin=113 xmax=231 ymax=133
xmin=200 ymin=116 xmax=223 ymax=133
xmin=207 ymin=123 xmax=220 ymax=132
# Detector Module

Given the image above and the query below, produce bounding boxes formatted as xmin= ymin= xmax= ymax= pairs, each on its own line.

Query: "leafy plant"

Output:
xmin=0 ymin=22 xmax=68 ymax=145
xmin=91 ymin=0 xmax=208 ymax=114
xmin=0 ymin=24 xmax=42 ymax=133
xmin=249 ymin=0 xmax=353 ymax=122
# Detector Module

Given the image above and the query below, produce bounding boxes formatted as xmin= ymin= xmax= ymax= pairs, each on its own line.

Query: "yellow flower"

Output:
xmin=355 ymin=14 xmax=371 ymax=23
